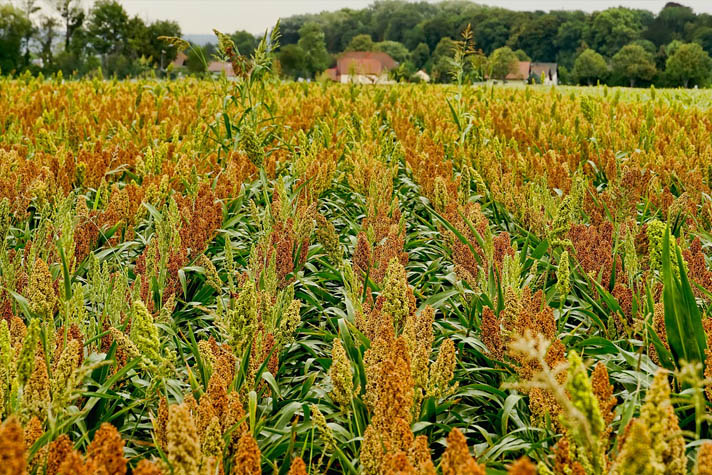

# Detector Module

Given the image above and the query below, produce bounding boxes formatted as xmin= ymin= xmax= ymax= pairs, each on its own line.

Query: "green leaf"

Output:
xmin=662 ymin=225 xmax=706 ymax=369
xmin=57 ymin=243 xmax=72 ymax=299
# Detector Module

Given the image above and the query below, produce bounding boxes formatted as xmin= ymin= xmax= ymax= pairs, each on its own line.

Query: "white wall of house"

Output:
xmin=538 ymin=71 xmax=558 ymax=85
xmin=339 ymin=74 xmax=392 ymax=84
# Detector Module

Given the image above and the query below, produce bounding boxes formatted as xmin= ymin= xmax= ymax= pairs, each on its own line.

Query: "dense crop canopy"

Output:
xmin=2 ymin=74 xmax=712 ymax=473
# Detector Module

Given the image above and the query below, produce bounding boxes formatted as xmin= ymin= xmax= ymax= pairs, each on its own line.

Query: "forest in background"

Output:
xmin=2 ymin=0 xmax=712 ymax=86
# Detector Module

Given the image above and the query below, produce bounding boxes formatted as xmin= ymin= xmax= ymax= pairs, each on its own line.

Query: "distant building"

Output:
xmin=486 ymin=61 xmax=558 ymax=85
xmin=207 ymin=61 xmax=235 ymax=77
xmin=529 ymin=62 xmax=558 ymax=85
xmin=507 ymin=61 xmax=532 ymax=82
xmin=413 ymin=69 xmax=430 ymax=82
xmin=325 ymin=51 xmax=397 ymax=84
xmin=171 ymin=51 xmax=188 ymax=68
xmin=171 ymin=54 xmax=237 ymax=77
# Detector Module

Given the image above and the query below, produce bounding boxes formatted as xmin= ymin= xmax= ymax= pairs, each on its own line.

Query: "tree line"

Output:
xmin=1 ymin=0 xmax=181 ymax=77
xmin=274 ymin=0 xmax=712 ymax=86
xmin=2 ymin=0 xmax=712 ymax=87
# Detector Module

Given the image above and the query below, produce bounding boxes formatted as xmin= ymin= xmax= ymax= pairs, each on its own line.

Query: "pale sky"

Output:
xmin=94 ymin=1 xmax=712 ymax=34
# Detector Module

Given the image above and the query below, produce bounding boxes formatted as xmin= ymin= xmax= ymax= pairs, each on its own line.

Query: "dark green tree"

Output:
xmin=231 ymin=30 xmax=257 ymax=57
xmin=185 ymin=45 xmax=208 ymax=74
xmin=412 ymin=42 xmax=430 ymax=69
xmin=644 ymin=3 xmax=695 ymax=46
xmin=612 ymin=43 xmax=657 ymax=87
xmin=375 ymin=41 xmax=410 ymax=63
xmin=0 ymin=4 xmax=33 ymax=73
xmin=147 ymin=20 xmax=182 ymax=65
xmin=346 ymin=33 xmax=375 ymax=51
xmin=126 ymin=16 xmax=149 ymax=59
xmin=384 ymin=3 xmax=425 ymax=47
xmin=572 ymin=48 xmax=608 ymax=85
xmin=586 ymin=8 xmax=652 ymax=58
xmin=37 ymin=15 xmax=60 ymax=68
xmin=86 ymin=0 xmax=129 ymax=56
xmin=53 ymin=0 xmax=85 ymax=50
xmin=488 ymin=45 xmax=519 ymax=81
xmin=55 ymin=27 xmax=97 ymax=76
xmin=430 ymin=37 xmax=456 ymax=82
xmin=693 ymin=27 xmax=712 ymax=55
xmin=555 ymin=17 xmax=587 ymax=68
xmin=19 ymin=0 xmax=40 ymax=66
xmin=422 ymin=14 xmax=457 ymax=51
xmin=665 ymin=42 xmax=711 ymax=87
xmin=298 ymin=22 xmax=331 ymax=77
xmin=473 ymin=14 xmax=511 ymax=55
xmin=514 ymin=49 xmax=530 ymax=61
xmin=278 ymin=44 xmax=307 ymax=78
xmin=510 ymin=13 xmax=561 ymax=62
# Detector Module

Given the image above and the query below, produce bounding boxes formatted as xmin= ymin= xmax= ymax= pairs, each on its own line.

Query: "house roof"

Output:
xmin=336 ymin=51 xmax=397 ymax=76
xmin=171 ymin=51 xmax=188 ymax=67
xmin=413 ymin=70 xmax=430 ymax=82
xmin=530 ymin=62 xmax=557 ymax=78
xmin=207 ymin=61 xmax=234 ymax=76
xmin=506 ymin=61 xmax=530 ymax=80
xmin=325 ymin=68 xmax=338 ymax=81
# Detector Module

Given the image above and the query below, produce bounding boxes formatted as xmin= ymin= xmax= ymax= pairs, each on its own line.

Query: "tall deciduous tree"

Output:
xmin=0 ymin=4 xmax=33 ymax=73
xmin=694 ymin=27 xmax=712 ymax=55
xmin=278 ymin=44 xmax=307 ymax=78
xmin=430 ymin=37 xmax=456 ymax=82
xmin=612 ymin=43 xmax=657 ymax=87
xmin=141 ymin=20 xmax=182 ymax=65
xmin=86 ymin=0 xmax=129 ymax=56
xmin=644 ymin=3 xmax=695 ymax=46
xmin=488 ymin=46 xmax=519 ymax=81
xmin=665 ymin=42 xmax=712 ymax=87
xmin=572 ymin=48 xmax=608 ymax=85
xmin=186 ymin=44 xmax=208 ymax=74
xmin=586 ymin=8 xmax=652 ymax=58
xmin=53 ymin=0 xmax=84 ymax=49
xmin=231 ymin=31 xmax=258 ymax=57
xmin=346 ymin=34 xmax=375 ymax=52
xmin=297 ymin=23 xmax=331 ymax=77
xmin=375 ymin=41 xmax=409 ymax=63
xmin=510 ymin=14 xmax=561 ymax=62
xmin=412 ymin=42 xmax=430 ymax=69
xmin=37 ymin=15 xmax=60 ymax=67
xmin=19 ymin=0 xmax=40 ymax=65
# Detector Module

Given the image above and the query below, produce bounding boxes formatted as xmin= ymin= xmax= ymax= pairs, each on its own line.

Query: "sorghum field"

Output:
xmin=5 ymin=43 xmax=712 ymax=475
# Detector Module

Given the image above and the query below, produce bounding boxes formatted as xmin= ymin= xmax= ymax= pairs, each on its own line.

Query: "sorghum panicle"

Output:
xmin=85 ymin=423 xmax=127 ymax=475
xmin=441 ymin=427 xmax=485 ymax=475
xmin=427 ymin=338 xmax=457 ymax=399
xmin=507 ymin=457 xmax=537 ymax=475
xmin=696 ymin=442 xmax=712 ymax=475
xmin=166 ymin=403 xmax=202 ymax=475
xmin=27 ymin=258 xmax=56 ymax=320
xmin=46 ymin=434 xmax=73 ymax=475
xmin=233 ymin=433 xmax=261 ymax=475
xmin=0 ymin=417 xmax=27 ymax=474
xmin=22 ymin=352 xmax=50 ymax=421
xmin=287 ymin=456 xmax=307 ymax=475
xmin=329 ymin=338 xmax=353 ymax=409
xmin=380 ymin=258 xmax=411 ymax=332
xmin=130 ymin=300 xmax=164 ymax=372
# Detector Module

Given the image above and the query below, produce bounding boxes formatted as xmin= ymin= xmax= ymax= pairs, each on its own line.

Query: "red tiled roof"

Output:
xmin=530 ymin=62 xmax=557 ymax=80
xmin=207 ymin=61 xmax=234 ymax=76
xmin=171 ymin=51 xmax=187 ymax=67
xmin=325 ymin=68 xmax=338 ymax=81
xmin=336 ymin=51 xmax=397 ymax=76
xmin=506 ymin=61 xmax=530 ymax=80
